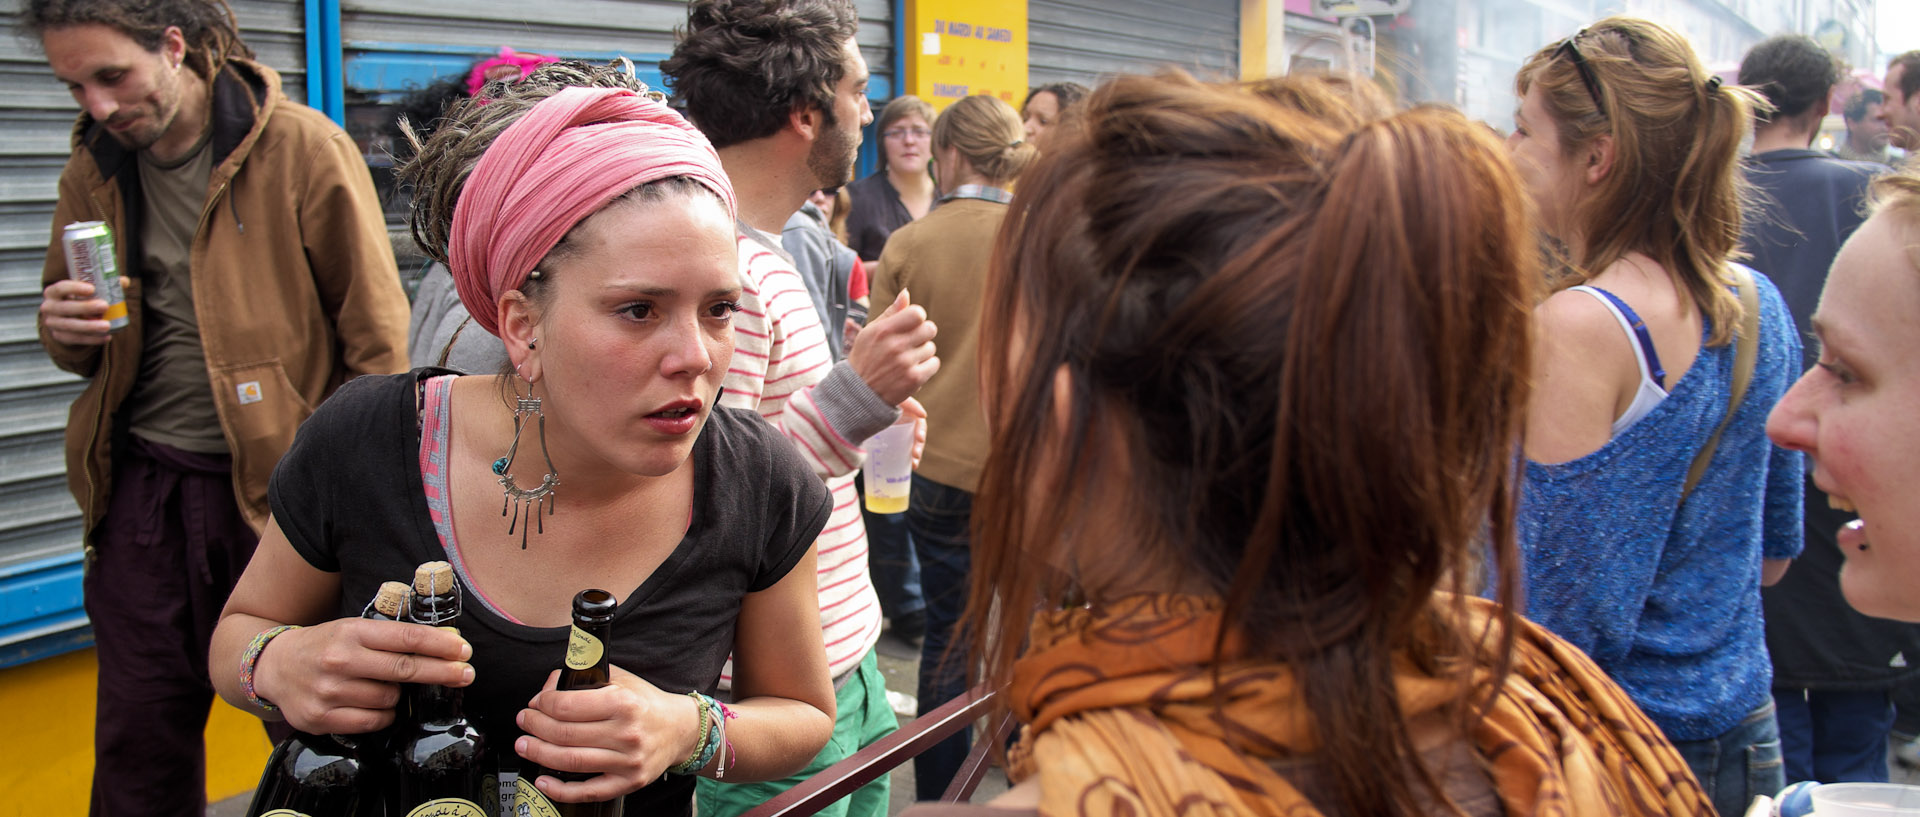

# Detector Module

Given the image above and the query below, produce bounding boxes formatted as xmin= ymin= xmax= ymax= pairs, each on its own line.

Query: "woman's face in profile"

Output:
xmin=1505 ymin=83 xmax=1586 ymax=238
xmin=1768 ymin=212 xmax=1920 ymax=621
xmin=1023 ymin=91 xmax=1060 ymax=141
xmin=525 ymin=192 xmax=742 ymax=478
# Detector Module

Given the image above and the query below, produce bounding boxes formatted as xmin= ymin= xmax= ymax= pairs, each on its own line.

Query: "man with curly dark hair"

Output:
xmin=24 ymin=0 xmax=409 ymax=814
xmin=664 ymin=2 xmax=940 ymax=815
xmin=1739 ymin=33 xmax=1920 ymax=786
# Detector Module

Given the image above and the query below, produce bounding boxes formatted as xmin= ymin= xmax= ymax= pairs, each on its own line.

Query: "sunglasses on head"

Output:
xmin=1554 ymin=29 xmax=1608 ymax=118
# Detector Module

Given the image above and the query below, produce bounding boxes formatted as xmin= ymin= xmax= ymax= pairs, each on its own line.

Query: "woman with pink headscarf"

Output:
xmin=210 ymin=64 xmax=836 ymax=815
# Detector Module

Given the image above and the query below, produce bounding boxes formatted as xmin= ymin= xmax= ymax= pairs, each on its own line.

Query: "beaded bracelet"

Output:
xmin=669 ymin=692 xmax=718 ymax=776
xmin=239 ymin=624 xmax=301 ymax=712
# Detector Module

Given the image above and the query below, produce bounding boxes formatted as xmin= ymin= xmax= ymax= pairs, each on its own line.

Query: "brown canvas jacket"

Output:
xmin=38 ymin=58 xmax=409 ymax=548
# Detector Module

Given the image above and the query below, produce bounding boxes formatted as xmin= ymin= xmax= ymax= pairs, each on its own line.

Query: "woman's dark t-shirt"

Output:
xmin=845 ymin=171 xmax=913 ymax=263
xmin=268 ymin=370 xmax=831 ymax=815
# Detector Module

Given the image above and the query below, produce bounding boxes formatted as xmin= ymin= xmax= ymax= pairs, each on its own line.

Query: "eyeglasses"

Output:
xmin=884 ymin=127 xmax=932 ymax=141
xmin=1554 ymin=29 xmax=1608 ymax=118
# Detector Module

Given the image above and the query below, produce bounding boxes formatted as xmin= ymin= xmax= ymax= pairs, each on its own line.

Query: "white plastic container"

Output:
xmin=1810 ymin=783 xmax=1920 ymax=817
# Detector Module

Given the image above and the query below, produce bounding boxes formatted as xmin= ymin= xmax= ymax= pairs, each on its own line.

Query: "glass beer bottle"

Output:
xmin=396 ymin=562 xmax=493 ymax=817
xmin=515 ymin=589 xmax=623 ymax=817
xmin=245 ymin=581 xmax=409 ymax=817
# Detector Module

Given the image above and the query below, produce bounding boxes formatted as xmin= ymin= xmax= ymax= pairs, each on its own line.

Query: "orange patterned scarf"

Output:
xmin=1006 ymin=594 xmax=1710 ymax=817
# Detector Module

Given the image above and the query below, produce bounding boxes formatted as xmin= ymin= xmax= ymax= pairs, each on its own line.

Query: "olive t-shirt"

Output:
xmin=268 ymin=370 xmax=831 ymax=815
xmin=127 ymin=131 xmax=227 ymax=453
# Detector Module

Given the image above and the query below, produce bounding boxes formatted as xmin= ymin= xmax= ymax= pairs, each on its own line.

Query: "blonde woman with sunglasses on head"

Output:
xmin=1506 ymin=18 xmax=1804 ymax=814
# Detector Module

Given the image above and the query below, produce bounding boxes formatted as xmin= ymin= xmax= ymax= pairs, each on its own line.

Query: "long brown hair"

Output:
xmin=1517 ymin=16 xmax=1758 ymax=345
xmin=967 ymin=72 xmax=1538 ymax=816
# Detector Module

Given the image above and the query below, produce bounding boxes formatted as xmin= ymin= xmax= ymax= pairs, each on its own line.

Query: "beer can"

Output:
xmin=61 ymin=221 xmax=129 ymax=332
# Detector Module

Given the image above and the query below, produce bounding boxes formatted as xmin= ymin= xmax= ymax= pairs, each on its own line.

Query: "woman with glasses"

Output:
xmin=1506 ymin=17 xmax=1802 ymax=814
xmin=846 ymin=95 xmax=936 ymax=265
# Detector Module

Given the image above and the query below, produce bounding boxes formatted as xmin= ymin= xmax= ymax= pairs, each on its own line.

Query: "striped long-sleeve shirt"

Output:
xmin=717 ymin=229 xmax=894 ymax=685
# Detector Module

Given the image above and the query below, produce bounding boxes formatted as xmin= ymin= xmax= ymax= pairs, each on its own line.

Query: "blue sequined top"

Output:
xmin=1518 ymin=267 xmax=1805 ymax=742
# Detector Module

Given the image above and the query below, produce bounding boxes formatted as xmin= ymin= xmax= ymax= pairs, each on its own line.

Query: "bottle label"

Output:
xmin=405 ymin=798 xmax=486 ymax=817
xmin=259 ymin=811 xmax=312 ymax=817
xmin=566 ymin=625 xmax=603 ymax=670
xmin=513 ymin=776 xmax=565 ymax=817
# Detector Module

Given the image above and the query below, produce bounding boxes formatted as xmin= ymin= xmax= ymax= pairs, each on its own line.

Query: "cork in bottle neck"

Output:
xmin=413 ymin=561 xmax=455 ymax=597
xmin=371 ymin=581 xmax=410 ymax=619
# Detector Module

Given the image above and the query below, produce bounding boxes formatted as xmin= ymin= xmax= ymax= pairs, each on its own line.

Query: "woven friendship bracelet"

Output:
xmin=240 ymin=624 xmax=301 ymax=712
xmin=670 ymin=691 xmax=721 ymax=775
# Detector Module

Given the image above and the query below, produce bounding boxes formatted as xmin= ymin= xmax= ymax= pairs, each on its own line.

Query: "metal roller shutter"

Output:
xmin=0 ymin=0 xmax=305 ymax=662
xmin=1028 ymin=0 xmax=1238 ymax=89
xmin=339 ymin=0 xmax=892 ymax=98
xmin=338 ymin=0 xmax=895 ymax=248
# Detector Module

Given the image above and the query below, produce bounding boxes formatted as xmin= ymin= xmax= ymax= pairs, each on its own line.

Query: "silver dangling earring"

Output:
xmin=493 ymin=371 xmax=558 ymax=548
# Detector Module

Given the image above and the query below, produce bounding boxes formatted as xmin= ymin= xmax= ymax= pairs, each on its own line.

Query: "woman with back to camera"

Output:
xmin=846 ymin=95 xmax=937 ymax=265
xmin=1506 ymin=17 xmax=1804 ymax=814
xmin=1018 ymin=82 xmax=1087 ymax=148
xmin=867 ymin=93 xmax=1035 ymax=799
xmin=946 ymin=71 xmax=1711 ymax=817
xmin=208 ymin=63 xmax=836 ymax=814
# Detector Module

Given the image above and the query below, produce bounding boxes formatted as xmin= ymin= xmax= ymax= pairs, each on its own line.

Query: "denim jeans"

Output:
xmin=1774 ymin=687 xmax=1894 ymax=783
xmin=1670 ymin=701 xmax=1785 ymax=817
xmin=906 ymin=474 xmax=974 ymax=800
xmin=859 ymin=471 xmax=923 ymax=620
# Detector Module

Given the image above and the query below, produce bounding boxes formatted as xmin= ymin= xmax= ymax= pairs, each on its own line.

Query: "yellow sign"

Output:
xmin=905 ymin=0 xmax=1029 ymax=113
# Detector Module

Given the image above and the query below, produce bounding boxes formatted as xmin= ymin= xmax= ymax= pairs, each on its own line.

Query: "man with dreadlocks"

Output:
xmin=26 ymin=0 xmax=409 ymax=812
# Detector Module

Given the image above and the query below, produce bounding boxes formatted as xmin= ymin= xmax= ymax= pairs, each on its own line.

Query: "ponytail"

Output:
xmin=932 ymin=94 xmax=1034 ymax=186
xmin=971 ymin=71 xmax=1539 ymax=817
xmin=1521 ymin=16 xmax=1755 ymax=346
xmin=1670 ymin=71 xmax=1756 ymax=345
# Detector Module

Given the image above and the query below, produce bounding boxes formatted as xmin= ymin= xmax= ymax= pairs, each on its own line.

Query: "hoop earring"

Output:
xmin=493 ymin=375 xmax=558 ymax=548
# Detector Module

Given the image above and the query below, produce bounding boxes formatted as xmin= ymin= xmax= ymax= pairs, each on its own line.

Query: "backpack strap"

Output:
xmin=1679 ymin=265 xmax=1761 ymax=506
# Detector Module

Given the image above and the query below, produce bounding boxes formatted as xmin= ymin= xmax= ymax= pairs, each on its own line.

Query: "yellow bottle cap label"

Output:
xmin=514 ymin=776 xmax=564 ymax=817
xmin=404 ymin=798 xmax=486 ymax=817
xmin=566 ymin=625 xmax=603 ymax=670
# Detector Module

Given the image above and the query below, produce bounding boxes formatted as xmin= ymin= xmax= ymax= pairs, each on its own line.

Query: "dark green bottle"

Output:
xmin=514 ymin=589 xmax=623 ymax=817
xmin=244 ymin=732 xmax=364 ymax=817
xmin=396 ymin=562 xmax=494 ymax=817
xmin=245 ymin=582 xmax=409 ymax=817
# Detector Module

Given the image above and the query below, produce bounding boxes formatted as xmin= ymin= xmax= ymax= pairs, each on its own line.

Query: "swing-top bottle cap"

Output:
xmin=372 ymin=581 xmax=410 ymax=618
xmin=414 ymin=561 xmax=455 ymax=596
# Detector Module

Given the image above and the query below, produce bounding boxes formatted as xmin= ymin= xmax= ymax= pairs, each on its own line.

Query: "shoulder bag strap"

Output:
xmin=1679 ymin=265 xmax=1762 ymax=506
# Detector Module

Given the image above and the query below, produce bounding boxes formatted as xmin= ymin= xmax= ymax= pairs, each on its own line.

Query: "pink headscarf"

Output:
xmin=447 ymin=86 xmax=737 ymax=336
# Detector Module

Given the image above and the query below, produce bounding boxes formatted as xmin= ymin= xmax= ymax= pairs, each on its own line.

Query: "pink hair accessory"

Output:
xmin=466 ymin=47 xmax=560 ymax=97
xmin=447 ymin=86 xmax=737 ymax=336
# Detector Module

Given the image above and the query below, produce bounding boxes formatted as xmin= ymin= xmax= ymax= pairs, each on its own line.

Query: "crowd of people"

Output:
xmin=24 ymin=0 xmax=1920 ymax=814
